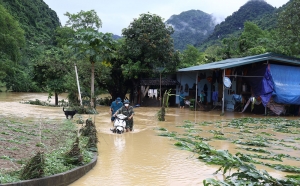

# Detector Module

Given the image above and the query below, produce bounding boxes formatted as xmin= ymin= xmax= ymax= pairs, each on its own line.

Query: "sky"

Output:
xmin=43 ymin=0 xmax=289 ymax=36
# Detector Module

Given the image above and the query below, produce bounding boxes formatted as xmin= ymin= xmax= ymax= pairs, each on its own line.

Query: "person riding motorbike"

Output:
xmin=110 ymin=97 xmax=123 ymax=129
xmin=111 ymin=113 xmax=127 ymax=134
xmin=113 ymin=100 xmax=134 ymax=132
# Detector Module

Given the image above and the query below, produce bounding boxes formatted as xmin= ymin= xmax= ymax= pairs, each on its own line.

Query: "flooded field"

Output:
xmin=0 ymin=92 xmax=299 ymax=185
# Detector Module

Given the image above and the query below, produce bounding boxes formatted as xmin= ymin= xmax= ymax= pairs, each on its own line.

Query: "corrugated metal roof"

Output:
xmin=178 ymin=53 xmax=300 ymax=72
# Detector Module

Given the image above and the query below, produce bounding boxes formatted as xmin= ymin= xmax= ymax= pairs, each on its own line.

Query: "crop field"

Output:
xmin=158 ymin=117 xmax=300 ymax=185
xmin=0 ymin=116 xmax=93 ymax=184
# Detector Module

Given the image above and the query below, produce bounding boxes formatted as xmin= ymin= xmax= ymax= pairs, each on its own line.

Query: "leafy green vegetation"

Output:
xmin=0 ymin=116 xmax=97 ymax=184
xmin=122 ymin=13 xmax=180 ymax=80
xmin=157 ymin=127 xmax=168 ymax=131
xmin=237 ymin=147 xmax=271 ymax=154
xmin=157 ymin=117 xmax=300 ymax=185
xmin=0 ymin=0 xmax=60 ymax=44
xmin=205 ymin=0 xmax=274 ymax=44
xmin=157 ymin=132 xmax=177 ymax=138
xmin=0 ymin=3 xmax=25 ymax=62
xmin=66 ymin=10 xmax=117 ymax=107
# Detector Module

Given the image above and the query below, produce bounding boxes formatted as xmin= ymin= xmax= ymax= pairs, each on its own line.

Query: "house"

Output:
xmin=137 ymin=78 xmax=179 ymax=107
xmin=177 ymin=53 xmax=300 ymax=115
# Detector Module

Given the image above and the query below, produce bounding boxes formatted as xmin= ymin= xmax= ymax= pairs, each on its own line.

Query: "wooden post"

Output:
xmin=265 ymin=106 xmax=267 ymax=116
xmin=74 ymin=64 xmax=82 ymax=106
xmin=222 ymin=69 xmax=225 ymax=115
xmin=160 ymin=72 xmax=162 ymax=107
xmin=195 ymin=72 xmax=198 ymax=111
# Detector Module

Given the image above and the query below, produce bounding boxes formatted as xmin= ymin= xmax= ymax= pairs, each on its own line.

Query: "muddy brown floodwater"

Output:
xmin=0 ymin=92 xmax=299 ymax=186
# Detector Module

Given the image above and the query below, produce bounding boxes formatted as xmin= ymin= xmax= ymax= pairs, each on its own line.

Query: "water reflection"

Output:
xmin=0 ymin=92 xmax=299 ymax=186
xmin=113 ymin=134 xmax=126 ymax=152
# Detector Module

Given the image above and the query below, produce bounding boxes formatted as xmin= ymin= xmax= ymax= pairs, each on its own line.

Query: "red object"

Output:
xmin=206 ymin=76 xmax=212 ymax=83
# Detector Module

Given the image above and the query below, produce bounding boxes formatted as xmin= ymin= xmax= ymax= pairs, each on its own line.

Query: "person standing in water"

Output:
xmin=113 ymin=100 xmax=134 ymax=132
xmin=179 ymin=91 xmax=185 ymax=109
xmin=110 ymin=97 xmax=123 ymax=128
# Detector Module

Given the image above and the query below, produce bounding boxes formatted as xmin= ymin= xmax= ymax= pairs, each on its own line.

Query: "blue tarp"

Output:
xmin=270 ymin=64 xmax=300 ymax=105
xmin=261 ymin=66 xmax=273 ymax=106
xmin=245 ymin=65 xmax=273 ymax=106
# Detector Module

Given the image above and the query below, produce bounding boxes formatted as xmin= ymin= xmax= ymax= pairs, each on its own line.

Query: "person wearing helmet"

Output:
xmin=113 ymin=100 xmax=134 ymax=132
xmin=110 ymin=97 xmax=123 ymax=125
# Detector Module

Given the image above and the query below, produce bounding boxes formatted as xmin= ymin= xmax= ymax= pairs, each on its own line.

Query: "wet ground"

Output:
xmin=0 ymin=92 xmax=299 ymax=186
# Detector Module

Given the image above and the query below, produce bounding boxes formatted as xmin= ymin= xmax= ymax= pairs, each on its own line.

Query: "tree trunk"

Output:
xmin=55 ymin=92 xmax=58 ymax=106
xmin=91 ymin=62 xmax=95 ymax=107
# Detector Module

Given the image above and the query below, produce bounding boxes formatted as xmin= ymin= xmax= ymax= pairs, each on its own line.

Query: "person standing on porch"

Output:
xmin=199 ymin=90 xmax=206 ymax=103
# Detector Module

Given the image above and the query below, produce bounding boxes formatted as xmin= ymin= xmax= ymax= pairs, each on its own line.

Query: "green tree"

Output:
xmin=239 ymin=21 xmax=267 ymax=54
xmin=204 ymin=45 xmax=224 ymax=63
xmin=122 ymin=13 xmax=180 ymax=79
xmin=179 ymin=45 xmax=206 ymax=68
xmin=220 ymin=22 xmax=271 ymax=59
xmin=0 ymin=0 xmax=60 ymax=45
xmin=277 ymin=0 xmax=300 ymax=56
xmin=54 ymin=26 xmax=75 ymax=47
xmin=65 ymin=10 xmax=116 ymax=107
xmin=4 ymin=65 xmax=40 ymax=92
xmin=222 ymin=37 xmax=240 ymax=59
xmin=0 ymin=4 xmax=25 ymax=65
xmin=65 ymin=10 xmax=102 ymax=31
xmin=264 ymin=30 xmax=287 ymax=55
xmin=121 ymin=13 xmax=180 ymax=103
xmin=71 ymin=31 xmax=116 ymax=107
xmin=0 ymin=4 xmax=26 ymax=89
xmin=33 ymin=47 xmax=72 ymax=105
xmin=102 ymin=39 xmax=131 ymax=101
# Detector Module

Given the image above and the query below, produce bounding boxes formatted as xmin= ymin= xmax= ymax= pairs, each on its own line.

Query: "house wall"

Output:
xmin=176 ymin=71 xmax=212 ymax=103
xmin=140 ymin=86 xmax=178 ymax=107
xmin=176 ymin=70 xmax=237 ymax=111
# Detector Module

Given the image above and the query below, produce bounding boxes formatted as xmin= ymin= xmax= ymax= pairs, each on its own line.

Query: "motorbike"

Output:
xmin=111 ymin=114 xmax=127 ymax=134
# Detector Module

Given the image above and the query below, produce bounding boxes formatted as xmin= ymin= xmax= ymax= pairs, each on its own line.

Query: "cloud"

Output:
xmin=211 ymin=13 xmax=225 ymax=25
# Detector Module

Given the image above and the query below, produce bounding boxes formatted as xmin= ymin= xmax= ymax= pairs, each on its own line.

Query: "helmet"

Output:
xmin=116 ymin=97 xmax=121 ymax=102
xmin=124 ymin=100 xmax=130 ymax=104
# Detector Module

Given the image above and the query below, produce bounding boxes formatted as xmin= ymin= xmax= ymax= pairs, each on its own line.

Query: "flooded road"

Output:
xmin=0 ymin=92 xmax=299 ymax=186
xmin=70 ymin=107 xmax=226 ymax=186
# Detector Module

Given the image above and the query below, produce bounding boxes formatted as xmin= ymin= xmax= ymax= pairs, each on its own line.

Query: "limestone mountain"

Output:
xmin=198 ymin=0 xmax=275 ymax=48
xmin=0 ymin=0 xmax=60 ymax=45
xmin=253 ymin=0 xmax=291 ymax=31
xmin=112 ymin=34 xmax=122 ymax=40
xmin=166 ymin=10 xmax=217 ymax=51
